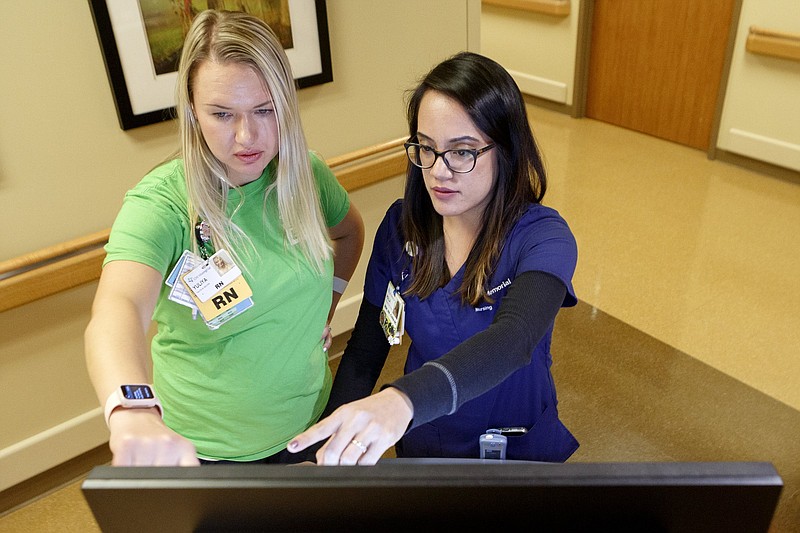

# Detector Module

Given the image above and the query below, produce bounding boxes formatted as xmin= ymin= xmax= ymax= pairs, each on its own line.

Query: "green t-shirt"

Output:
xmin=104 ymin=153 xmax=350 ymax=460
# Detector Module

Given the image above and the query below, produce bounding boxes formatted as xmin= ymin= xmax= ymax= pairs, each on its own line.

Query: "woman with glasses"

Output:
xmin=290 ymin=51 xmax=578 ymax=465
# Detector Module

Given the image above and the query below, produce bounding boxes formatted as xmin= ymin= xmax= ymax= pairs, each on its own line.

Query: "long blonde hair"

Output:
xmin=175 ymin=9 xmax=330 ymax=273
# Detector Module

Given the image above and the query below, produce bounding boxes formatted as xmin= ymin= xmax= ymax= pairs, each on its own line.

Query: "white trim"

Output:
xmin=507 ymin=69 xmax=568 ymax=104
xmin=0 ymin=408 xmax=107 ymax=492
xmin=726 ymin=128 xmax=800 ymax=172
xmin=328 ymin=292 xmax=362 ymax=339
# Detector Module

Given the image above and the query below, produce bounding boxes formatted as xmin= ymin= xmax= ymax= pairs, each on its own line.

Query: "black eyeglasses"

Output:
xmin=404 ymin=141 xmax=495 ymax=173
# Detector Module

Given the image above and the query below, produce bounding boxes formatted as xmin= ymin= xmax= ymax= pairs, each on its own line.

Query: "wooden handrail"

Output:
xmin=325 ymin=137 xmax=405 ymax=168
xmin=0 ymin=230 xmax=110 ymax=277
xmin=481 ymin=0 xmax=570 ymax=17
xmin=746 ymin=25 xmax=800 ymax=62
xmin=0 ymin=138 xmax=407 ymax=313
xmin=748 ymin=26 xmax=800 ymax=42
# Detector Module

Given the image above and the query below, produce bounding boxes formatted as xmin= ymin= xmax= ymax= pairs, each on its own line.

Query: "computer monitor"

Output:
xmin=81 ymin=459 xmax=782 ymax=532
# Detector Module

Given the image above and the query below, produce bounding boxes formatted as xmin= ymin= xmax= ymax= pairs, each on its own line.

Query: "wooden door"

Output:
xmin=585 ymin=0 xmax=735 ymax=150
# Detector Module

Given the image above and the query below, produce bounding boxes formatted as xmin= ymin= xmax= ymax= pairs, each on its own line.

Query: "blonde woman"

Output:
xmin=85 ymin=10 xmax=364 ymax=466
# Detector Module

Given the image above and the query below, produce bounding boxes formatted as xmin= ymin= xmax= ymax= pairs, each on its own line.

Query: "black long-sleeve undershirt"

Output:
xmin=321 ymin=297 xmax=391 ymax=418
xmin=322 ymin=270 xmax=568 ymax=429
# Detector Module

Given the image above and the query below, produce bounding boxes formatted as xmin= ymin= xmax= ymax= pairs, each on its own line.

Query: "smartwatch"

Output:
xmin=104 ymin=384 xmax=163 ymax=427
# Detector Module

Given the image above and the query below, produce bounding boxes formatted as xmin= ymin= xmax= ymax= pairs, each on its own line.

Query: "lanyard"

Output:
xmin=194 ymin=219 xmax=215 ymax=260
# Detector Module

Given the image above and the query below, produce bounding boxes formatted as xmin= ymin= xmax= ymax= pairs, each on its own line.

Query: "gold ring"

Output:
xmin=350 ymin=439 xmax=367 ymax=454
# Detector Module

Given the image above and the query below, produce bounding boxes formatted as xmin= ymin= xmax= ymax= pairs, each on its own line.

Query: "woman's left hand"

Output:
xmin=287 ymin=387 xmax=413 ymax=465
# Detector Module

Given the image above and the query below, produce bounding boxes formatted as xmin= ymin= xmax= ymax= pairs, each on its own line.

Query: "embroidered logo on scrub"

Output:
xmin=486 ymin=277 xmax=511 ymax=296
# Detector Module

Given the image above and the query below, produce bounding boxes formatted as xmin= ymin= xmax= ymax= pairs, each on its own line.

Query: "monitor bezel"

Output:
xmin=81 ymin=459 xmax=783 ymax=532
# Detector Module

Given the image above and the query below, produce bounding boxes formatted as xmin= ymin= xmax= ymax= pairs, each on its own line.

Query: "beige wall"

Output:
xmin=716 ymin=0 xmax=800 ymax=171
xmin=481 ymin=0 xmax=799 ymax=172
xmin=0 ymin=0 xmax=479 ymax=261
xmin=0 ymin=0 xmax=480 ymax=492
xmin=481 ymin=2 xmax=579 ymax=105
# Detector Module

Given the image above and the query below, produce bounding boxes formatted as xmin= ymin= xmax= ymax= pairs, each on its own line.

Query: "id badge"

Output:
xmin=166 ymin=250 xmax=200 ymax=319
xmin=178 ymin=249 xmax=254 ymax=328
xmin=182 ymin=250 xmax=242 ymax=302
xmin=380 ymin=281 xmax=405 ymax=345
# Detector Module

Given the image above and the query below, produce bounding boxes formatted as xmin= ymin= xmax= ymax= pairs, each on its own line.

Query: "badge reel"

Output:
xmin=479 ymin=427 xmax=528 ymax=459
xmin=479 ymin=429 xmax=507 ymax=460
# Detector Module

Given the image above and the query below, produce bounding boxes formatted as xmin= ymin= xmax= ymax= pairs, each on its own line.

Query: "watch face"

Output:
xmin=120 ymin=384 xmax=154 ymax=401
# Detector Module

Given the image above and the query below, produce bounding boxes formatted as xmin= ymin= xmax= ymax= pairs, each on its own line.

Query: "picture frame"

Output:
xmin=88 ymin=0 xmax=333 ymax=130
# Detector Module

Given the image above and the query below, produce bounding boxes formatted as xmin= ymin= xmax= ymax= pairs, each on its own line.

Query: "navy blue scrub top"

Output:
xmin=364 ymin=200 xmax=580 ymax=462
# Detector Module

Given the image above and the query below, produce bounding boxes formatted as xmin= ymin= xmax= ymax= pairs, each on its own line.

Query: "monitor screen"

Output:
xmin=81 ymin=459 xmax=782 ymax=532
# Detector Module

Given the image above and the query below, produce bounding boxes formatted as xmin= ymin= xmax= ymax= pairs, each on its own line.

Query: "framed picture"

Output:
xmin=88 ymin=0 xmax=333 ymax=130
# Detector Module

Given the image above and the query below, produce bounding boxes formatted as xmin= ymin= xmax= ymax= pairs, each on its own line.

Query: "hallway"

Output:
xmin=530 ymin=104 xmax=800 ymax=412
xmin=2 ymin=104 xmax=798 ymax=532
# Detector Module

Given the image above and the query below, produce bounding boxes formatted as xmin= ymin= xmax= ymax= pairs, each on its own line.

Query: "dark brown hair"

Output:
xmin=402 ymin=51 xmax=547 ymax=305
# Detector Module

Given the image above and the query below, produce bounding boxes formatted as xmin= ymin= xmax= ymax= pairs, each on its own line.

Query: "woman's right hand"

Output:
xmin=108 ymin=408 xmax=200 ymax=466
xmin=288 ymin=387 xmax=413 ymax=465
